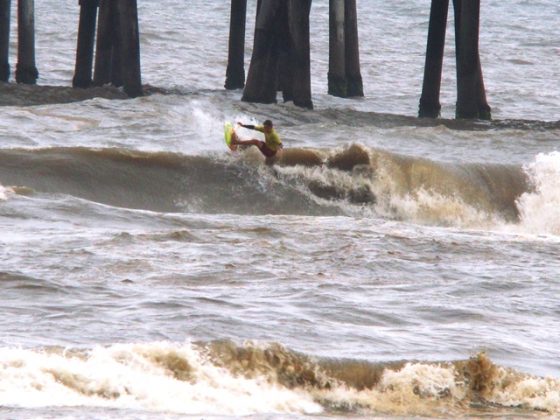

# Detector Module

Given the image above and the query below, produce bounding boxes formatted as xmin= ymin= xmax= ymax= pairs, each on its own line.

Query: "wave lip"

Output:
xmin=276 ymin=143 xmax=528 ymax=227
xmin=517 ymin=151 xmax=560 ymax=235
xmin=0 ymin=145 xmax=537 ymax=230
xmin=0 ymin=341 xmax=558 ymax=417
xmin=0 ymin=342 xmax=321 ymax=416
xmin=0 ymin=184 xmax=15 ymax=201
xmin=0 ymin=146 xmax=339 ymax=216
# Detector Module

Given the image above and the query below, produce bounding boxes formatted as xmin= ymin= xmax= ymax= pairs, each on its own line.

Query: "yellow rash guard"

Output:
xmin=255 ymin=125 xmax=282 ymax=151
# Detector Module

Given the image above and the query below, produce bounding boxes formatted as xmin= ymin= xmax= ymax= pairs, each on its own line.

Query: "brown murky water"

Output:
xmin=1 ymin=0 xmax=560 ymax=418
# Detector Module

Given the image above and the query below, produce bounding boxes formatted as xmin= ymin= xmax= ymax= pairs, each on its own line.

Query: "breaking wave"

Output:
xmin=0 ymin=145 xmax=533 ymax=230
xmin=0 ymin=341 xmax=558 ymax=417
xmin=517 ymin=151 xmax=560 ymax=235
xmin=0 ymin=184 xmax=14 ymax=201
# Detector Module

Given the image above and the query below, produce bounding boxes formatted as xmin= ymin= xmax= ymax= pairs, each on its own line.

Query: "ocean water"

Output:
xmin=1 ymin=0 xmax=560 ymax=418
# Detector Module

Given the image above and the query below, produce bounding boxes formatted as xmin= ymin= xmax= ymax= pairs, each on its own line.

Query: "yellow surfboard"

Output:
xmin=224 ymin=122 xmax=237 ymax=151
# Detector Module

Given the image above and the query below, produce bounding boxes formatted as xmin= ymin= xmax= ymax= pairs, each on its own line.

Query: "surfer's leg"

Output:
xmin=231 ymin=130 xmax=239 ymax=143
xmin=232 ymin=138 xmax=263 ymax=147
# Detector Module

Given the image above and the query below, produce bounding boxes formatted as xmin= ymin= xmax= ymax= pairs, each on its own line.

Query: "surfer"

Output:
xmin=231 ymin=120 xmax=283 ymax=164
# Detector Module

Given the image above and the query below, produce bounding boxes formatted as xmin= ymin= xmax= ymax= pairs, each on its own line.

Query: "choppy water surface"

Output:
xmin=1 ymin=0 xmax=560 ymax=418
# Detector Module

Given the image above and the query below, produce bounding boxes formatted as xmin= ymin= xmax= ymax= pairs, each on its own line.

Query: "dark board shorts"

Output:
xmin=258 ymin=142 xmax=277 ymax=158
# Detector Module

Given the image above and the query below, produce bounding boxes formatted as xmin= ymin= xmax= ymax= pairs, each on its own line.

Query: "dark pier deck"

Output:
xmin=0 ymin=0 xmax=523 ymax=121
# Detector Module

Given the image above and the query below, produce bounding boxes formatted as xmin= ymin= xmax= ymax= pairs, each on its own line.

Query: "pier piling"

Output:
xmin=93 ymin=0 xmax=113 ymax=86
xmin=453 ymin=0 xmax=491 ymax=119
xmin=115 ymin=0 xmax=142 ymax=97
xmin=225 ymin=0 xmax=247 ymax=90
xmin=329 ymin=0 xmax=346 ymax=97
xmin=0 ymin=0 xmax=10 ymax=81
xmin=93 ymin=0 xmax=142 ymax=96
xmin=328 ymin=0 xmax=363 ymax=98
xmin=2 ymin=0 xmax=501 ymax=117
xmin=419 ymin=0 xmax=449 ymax=118
xmin=344 ymin=0 xmax=363 ymax=97
xmin=0 ymin=0 xmax=11 ymax=82
xmin=419 ymin=0 xmax=491 ymax=119
xmin=242 ymin=0 xmax=313 ymax=108
xmin=16 ymin=0 xmax=38 ymax=84
xmin=287 ymin=0 xmax=313 ymax=108
xmin=111 ymin=30 xmax=123 ymax=88
xmin=278 ymin=3 xmax=293 ymax=102
xmin=73 ymin=0 xmax=99 ymax=88
xmin=242 ymin=0 xmax=282 ymax=104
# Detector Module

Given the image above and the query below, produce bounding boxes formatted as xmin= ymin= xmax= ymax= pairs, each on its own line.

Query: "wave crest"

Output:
xmin=0 ymin=146 xmax=531 ymax=230
xmin=517 ymin=151 xmax=560 ymax=235
xmin=0 ymin=342 xmax=558 ymax=417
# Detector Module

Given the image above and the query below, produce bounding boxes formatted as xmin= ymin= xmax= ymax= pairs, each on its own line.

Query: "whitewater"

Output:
xmin=1 ymin=0 xmax=560 ymax=418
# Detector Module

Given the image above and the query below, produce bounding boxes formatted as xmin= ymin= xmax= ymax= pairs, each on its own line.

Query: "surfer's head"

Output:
xmin=263 ymin=120 xmax=273 ymax=133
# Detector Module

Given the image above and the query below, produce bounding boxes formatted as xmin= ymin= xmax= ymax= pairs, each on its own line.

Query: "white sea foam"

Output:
xmin=517 ymin=152 xmax=560 ymax=235
xmin=311 ymin=361 xmax=560 ymax=416
xmin=273 ymin=155 xmax=500 ymax=228
xmin=489 ymin=375 xmax=560 ymax=413
xmin=0 ymin=184 xmax=14 ymax=201
xmin=1 ymin=343 xmax=560 ymax=417
xmin=374 ymin=186 xmax=499 ymax=228
xmin=0 ymin=343 xmax=321 ymax=415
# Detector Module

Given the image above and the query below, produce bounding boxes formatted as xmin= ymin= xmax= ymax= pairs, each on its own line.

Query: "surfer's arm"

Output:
xmin=237 ymin=122 xmax=258 ymax=131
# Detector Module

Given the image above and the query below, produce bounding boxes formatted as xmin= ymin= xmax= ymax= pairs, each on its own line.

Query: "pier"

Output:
xmin=0 ymin=0 xmax=10 ymax=81
xmin=227 ymin=0 xmax=490 ymax=119
xmin=0 ymin=0 xmax=142 ymax=97
xmin=419 ymin=0 xmax=490 ymax=119
xmin=0 ymin=0 xmax=493 ymax=119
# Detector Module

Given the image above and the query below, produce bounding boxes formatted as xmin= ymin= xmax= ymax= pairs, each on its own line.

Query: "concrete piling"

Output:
xmin=91 ymin=0 xmax=142 ymax=96
xmin=73 ymin=0 xmax=99 ymax=88
xmin=0 ymin=0 xmax=10 ymax=82
xmin=242 ymin=0 xmax=312 ymax=108
xmin=93 ymin=0 xmax=113 ymax=86
xmin=328 ymin=0 xmax=363 ymax=98
xmin=225 ymin=0 xmax=247 ymax=89
xmin=3 ymin=0 xmax=499 ymax=117
xmin=419 ymin=0 xmax=491 ymax=119
xmin=242 ymin=0 xmax=282 ymax=104
xmin=453 ymin=0 xmax=491 ymax=119
xmin=278 ymin=2 xmax=293 ymax=102
xmin=16 ymin=0 xmax=38 ymax=84
xmin=287 ymin=0 xmax=313 ymax=108
xmin=419 ymin=0 xmax=449 ymax=118
xmin=115 ymin=0 xmax=142 ymax=97
xmin=111 ymin=29 xmax=123 ymax=88
xmin=344 ymin=0 xmax=363 ymax=97
xmin=328 ymin=0 xmax=346 ymax=97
